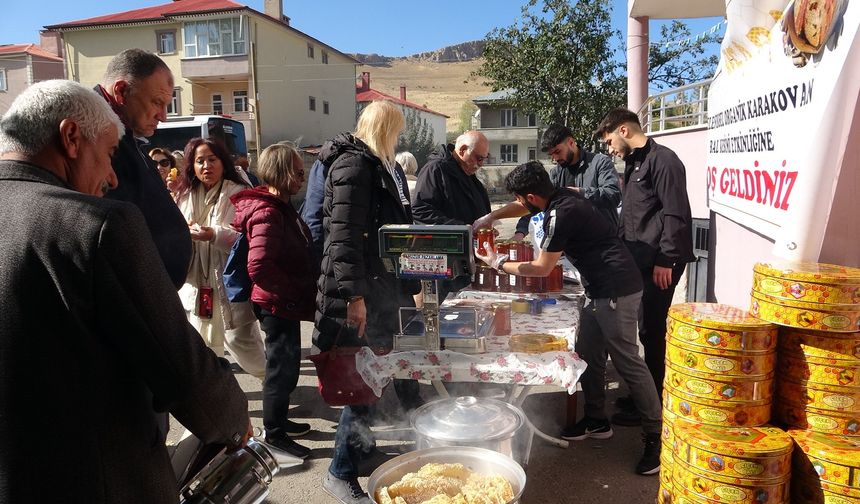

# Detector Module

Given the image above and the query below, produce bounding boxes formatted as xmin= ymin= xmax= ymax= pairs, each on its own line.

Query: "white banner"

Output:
xmin=706 ymin=0 xmax=858 ymax=259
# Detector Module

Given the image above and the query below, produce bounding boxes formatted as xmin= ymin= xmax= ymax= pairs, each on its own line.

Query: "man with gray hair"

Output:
xmin=96 ymin=48 xmax=191 ymax=288
xmin=0 ymin=79 xmax=250 ymax=503
xmin=411 ymin=130 xmax=492 ymax=299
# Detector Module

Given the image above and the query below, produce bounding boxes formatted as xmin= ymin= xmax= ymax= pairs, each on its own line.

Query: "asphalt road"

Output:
xmin=171 ymin=319 xmax=659 ymax=504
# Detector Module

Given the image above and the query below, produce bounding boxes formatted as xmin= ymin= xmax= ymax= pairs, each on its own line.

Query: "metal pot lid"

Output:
xmin=411 ymin=396 xmax=525 ymax=442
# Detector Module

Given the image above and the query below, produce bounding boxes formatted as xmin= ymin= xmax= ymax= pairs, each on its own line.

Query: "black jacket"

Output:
xmin=313 ymin=134 xmax=416 ymax=352
xmin=106 ymin=129 xmax=192 ymax=289
xmin=0 ymin=161 xmax=248 ymax=503
xmin=516 ymin=146 xmax=620 ymax=235
xmin=411 ymin=143 xmax=491 ymax=225
xmin=621 ymin=138 xmax=695 ymax=269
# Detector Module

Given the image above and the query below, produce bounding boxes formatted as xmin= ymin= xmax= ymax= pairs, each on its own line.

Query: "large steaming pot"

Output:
xmin=367 ymin=446 xmax=527 ymax=504
xmin=411 ymin=396 xmax=533 ymax=466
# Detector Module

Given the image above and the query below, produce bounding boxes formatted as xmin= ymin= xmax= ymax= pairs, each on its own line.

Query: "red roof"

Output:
xmin=0 ymin=44 xmax=63 ymax=61
xmin=45 ymin=0 xmax=246 ymax=29
xmin=356 ymin=88 xmax=448 ymax=118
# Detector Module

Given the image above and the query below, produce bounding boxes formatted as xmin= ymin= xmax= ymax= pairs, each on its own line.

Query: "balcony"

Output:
xmin=181 ymin=55 xmax=250 ymax=80
xmin=478 ymin=126 xmax=541 ymax=143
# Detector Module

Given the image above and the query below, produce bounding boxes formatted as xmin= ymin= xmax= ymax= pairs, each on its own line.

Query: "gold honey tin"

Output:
xmin=668 ymin=303 xmax=778 ymax=353
xmin=777 ymin=378 xmax=860 ymax=415
xmin=664 ymin=388 xmax=771 ymax=427
xmin=753 ymin=262 xmax=860 ymax=306
xmin=666 ymin=340 xmax=776 ymax=379
xmin=778 ymin=328 xmax=860 ymax=362
xmin=672 ymin=422 xmax=793 ymax=482
xmin=658 ymin=483 xmax=672 ymax=504
xmin=750 ymin=290 xmax=860 ymax=333
xmin=775 ymin=400 xmax=860 ymax=436
xmin=672 ymin=457 xmax=789 ymax=503
xmin=789 ymin=429 xmax=860 ymax=491
xmin=793 ymin=472 xmax=860 ymax=503
xmin=665 ymin=362 xmax=774 ymax=403
xmin=777 ymin=353 xmax=860 ymax=388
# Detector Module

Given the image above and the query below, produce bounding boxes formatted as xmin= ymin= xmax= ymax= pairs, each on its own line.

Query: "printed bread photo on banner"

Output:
xmin=783 ymin=0 xmax=849 ymax=66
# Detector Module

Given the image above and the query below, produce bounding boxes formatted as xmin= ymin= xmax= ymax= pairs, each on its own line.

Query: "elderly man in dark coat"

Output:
xmin=411 ymin=130 xmax=492 ymax=300
xmin=0 ymin=80 xmax=250 ymax=503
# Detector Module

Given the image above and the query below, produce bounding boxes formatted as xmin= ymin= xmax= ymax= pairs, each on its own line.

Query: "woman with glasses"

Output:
xmin=230 ymin=143 xmax=315 ymax=460
xmin=172 ymin=138 xmax=267 ymax=380
xmin=149 ymin=147 xmax=176 ymax=182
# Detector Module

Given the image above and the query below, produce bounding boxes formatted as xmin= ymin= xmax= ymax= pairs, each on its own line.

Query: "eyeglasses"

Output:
xmin=155 ymin=158 xmax=172 ymax=168
xmin=474 ymin=153 xmax=491 ymax=163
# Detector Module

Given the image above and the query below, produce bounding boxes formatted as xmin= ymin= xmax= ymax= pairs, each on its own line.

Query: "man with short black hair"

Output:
xmin=96 ymin=48 xmax=191 ymax=289
xmin=472 ymin=161 xmax=662 ymax=476
xmin=595 ymin=107 xmax=695 ymax=425
xmin=512 ymin=123 xmax=620 ymax=240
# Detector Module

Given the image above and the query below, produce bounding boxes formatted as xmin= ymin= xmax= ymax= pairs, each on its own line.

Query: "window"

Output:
xmin=212 ymin=94 xmax=223 ymax=115
xmin=308 ymin=96 xmax=316 ymax=111
xmin=501 ymin=109 xmax=517 ymax=127
xmin=322 ymin=50 xmax=329 ymax=64
xmin=166 ymin=88 xmax=180 ymax=115
xmin=183 ymin=18 xmax=245 ymax=58
xmin=0 ymin=69 xmax=6 ymax=92
xmin=307 ymin=43 xmax=315 ymax=59
xmin=500 ymin=144 xmax=518 ymax=163
xmin=528 ymin=147 xmax=537 ymax=161
xmin=233 ymin=90 xmax=248 ymax=112
xmin=157 ymin=30 xmax=176 ymax=54
xmin=527 ymin=113 xmax=537 ymax=127
xmin=323 ymin=100 xmax=330 ymax=115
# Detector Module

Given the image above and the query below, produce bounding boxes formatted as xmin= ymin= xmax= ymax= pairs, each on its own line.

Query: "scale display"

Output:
xmin=379 ymin=224 xmax=474 ymax=281
xmin=382 ymin=232 xmax=465 ymax=255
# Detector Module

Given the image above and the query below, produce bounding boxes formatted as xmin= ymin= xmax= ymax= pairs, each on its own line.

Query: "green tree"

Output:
xmin=477 ymin=0 xmax=625 ymax=143
xmin=649 ymin=20 xmax=722 ymax=90
xmin=476 ymin=0 xmax=721 ymax=141
xmin=457 ymin=101 xmax=478 ymax=134
xmin=397 ymin=108 xmax=436 ymax=168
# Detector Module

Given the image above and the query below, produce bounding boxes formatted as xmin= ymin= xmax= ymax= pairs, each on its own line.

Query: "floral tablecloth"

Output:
xmin=355 ymin=292 xmax=587 ymax=397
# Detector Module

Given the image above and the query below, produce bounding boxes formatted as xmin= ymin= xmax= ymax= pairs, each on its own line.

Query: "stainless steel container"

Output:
xmin=411 ymin=396 xmax=533 ymax=466
xmin=179 ymin=438 xmax=279 ymax=504
xmin=367 ymin=446 xmax=527 ymax=504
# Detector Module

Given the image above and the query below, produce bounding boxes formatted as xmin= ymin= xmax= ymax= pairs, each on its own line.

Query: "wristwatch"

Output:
xmin=495 ymin=256 xmax=508 ymax=273
xmin=348 ymin=296 xmax=363 ymax=303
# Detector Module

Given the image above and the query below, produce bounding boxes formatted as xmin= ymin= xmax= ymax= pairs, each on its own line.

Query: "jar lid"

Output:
xmin=411 ymin=396 xmax=525 ymax=442
xmin=669 ymin=303 xmax=777 ymax=331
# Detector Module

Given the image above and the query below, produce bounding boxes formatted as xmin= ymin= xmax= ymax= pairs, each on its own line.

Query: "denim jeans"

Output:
xmin=254 ymin=305 xmax=302 ymax=440
xmin=574 ymin=290 xmax=662 ymax=435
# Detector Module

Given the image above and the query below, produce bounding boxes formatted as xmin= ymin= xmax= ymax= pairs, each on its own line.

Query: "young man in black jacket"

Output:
xmin=596 ymin=108 xmax=695 ymax=425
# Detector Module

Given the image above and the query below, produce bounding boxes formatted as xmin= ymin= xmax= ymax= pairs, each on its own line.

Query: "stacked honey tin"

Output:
xmin=749 ymin=261 xmax=860 ymax=503
xmin=659 ymin=303 xmax=784 ymax=503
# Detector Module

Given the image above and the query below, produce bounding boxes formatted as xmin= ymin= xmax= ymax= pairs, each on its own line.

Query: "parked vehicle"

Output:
xmin=150 ymin=115 xmax=248 ymax=159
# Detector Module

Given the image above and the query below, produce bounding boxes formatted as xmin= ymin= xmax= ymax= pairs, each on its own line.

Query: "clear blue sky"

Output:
xmin=3 ymin=0 xmax=723 ymax=57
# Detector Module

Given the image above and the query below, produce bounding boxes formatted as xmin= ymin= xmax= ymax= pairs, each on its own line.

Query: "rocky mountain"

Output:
xmin=352 ymin=40 xmax=485 ymax=65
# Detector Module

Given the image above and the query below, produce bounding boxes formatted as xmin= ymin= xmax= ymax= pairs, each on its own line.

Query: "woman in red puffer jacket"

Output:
xmin=230 ymin=143 xmax=316 ymax=460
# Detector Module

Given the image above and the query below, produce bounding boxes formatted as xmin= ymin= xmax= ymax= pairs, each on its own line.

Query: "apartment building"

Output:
xmin=44 ymin=0 xmax=358 ymax=153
